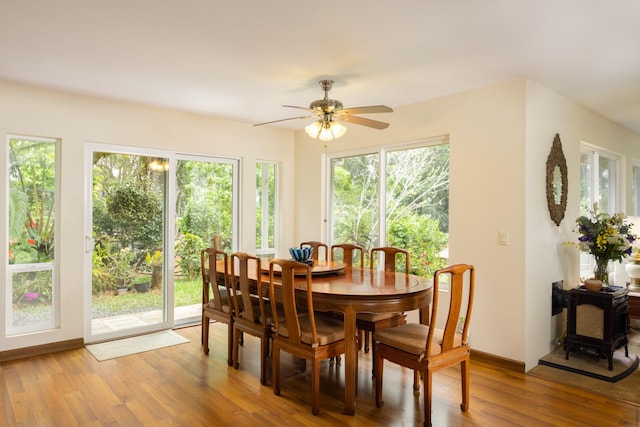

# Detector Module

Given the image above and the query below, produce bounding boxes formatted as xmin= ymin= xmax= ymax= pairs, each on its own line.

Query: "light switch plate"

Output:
xmin=498 ymin=231 xmax=509 ymax=245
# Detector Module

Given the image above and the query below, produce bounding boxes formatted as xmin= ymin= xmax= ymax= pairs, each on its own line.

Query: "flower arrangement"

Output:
xmin=568 ymin=203 xmax=636 ymax=282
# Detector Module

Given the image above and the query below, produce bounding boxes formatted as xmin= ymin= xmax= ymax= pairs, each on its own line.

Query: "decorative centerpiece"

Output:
xmin=289 ymin=247 xmax=314 ymax=266
xmin=567 ymin=203 xmax=636 ymax=290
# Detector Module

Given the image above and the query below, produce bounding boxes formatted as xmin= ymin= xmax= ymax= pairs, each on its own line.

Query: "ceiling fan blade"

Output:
xmin=253 ymin=115 xmax=314 ymax=126
xmin=340 ymin=115 xmax=390 ymax=130
xmin=283 ymin=105 xmax=321 ymax=114
xmin=338 ymin=105 xmax=393 ymax=115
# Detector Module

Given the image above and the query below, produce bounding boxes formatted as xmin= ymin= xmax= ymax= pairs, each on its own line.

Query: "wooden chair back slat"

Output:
xmin=331 ymin=243 xmax=364 ymax=268
xmin=269 ymin=259 xmax=317 ymax=346
xmin=300 ymin=241 xmax=328 ymax=262
xmin=370 ymin=246 xmax=410 ymax=273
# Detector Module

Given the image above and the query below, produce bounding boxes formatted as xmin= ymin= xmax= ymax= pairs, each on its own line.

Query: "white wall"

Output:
xmin=524 ymin=80 xmax=640 ymax=368
xmin=294 ymin=79 xmax=528 ymax=364
xmin=293 ymin=78 xmax=640 ymax=370
xmin=0 ymin=80 xmax=296 ymax=351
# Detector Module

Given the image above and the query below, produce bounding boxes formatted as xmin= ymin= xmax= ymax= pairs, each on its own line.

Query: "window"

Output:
xmin=632 ymin=162 xmax=640 ymax=216
xmin=329 ymin=139 xmax=449 ymax=277
xmin=256 ymin=161 xmax=277 ymax=257
xmin=580 ymin=146 xmax=619 ymax=215
xmin=7 ymin=136 xmax=59 ymax=335
xmin=579 ymin=144 xmax=620 ymax=276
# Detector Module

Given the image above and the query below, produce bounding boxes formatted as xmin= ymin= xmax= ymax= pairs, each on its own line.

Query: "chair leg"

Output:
xmin=201 ymin=313 xmax=205 ymax=344
xmin=424 ymin=370 xmax=433 ymax=427
xmin=370 ymin=336 xmax=377 ymax=376
xmin=232 ymin=326 xmax=240 ymax=369
xmin=272 ymin=346 xmax=281 ymax=396
xmin=311 ymin=358 xmax=320 ymax=415
xmin=226 ymin=322 xmax=233 ymax=366
xmin=374 ymin=351 xmax=384 ymax=407
xmin=203 ymin=317 xmax=210 ymax=355
xmin=460 ymin=358 xmax=470 ymax=411
xmin=259 ymin=336 xmax=269 ymax=386
xmin=413 ymin=369 xmax=420 ymax=391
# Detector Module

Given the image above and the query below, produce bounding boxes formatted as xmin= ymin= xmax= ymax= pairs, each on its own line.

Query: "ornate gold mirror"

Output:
xmin=546 ymin=133 xmax=568 ymax=226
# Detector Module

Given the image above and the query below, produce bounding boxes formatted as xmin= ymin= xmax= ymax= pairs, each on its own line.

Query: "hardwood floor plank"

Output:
xmin=0 ymin=324 xmax=638 ymax=426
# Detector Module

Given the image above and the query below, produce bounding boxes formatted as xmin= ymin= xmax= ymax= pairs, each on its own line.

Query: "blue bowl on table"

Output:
xmin=289 ymin=247 xmax=314 ymax=265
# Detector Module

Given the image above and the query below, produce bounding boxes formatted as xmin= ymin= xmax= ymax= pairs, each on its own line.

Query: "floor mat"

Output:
xmin=537 ymin=345 xmax=638 ymax=382
xmin=528 ymin=334 xmax=640 ymax=406
xmin=86 ymin=330 xmax=189 ymax=361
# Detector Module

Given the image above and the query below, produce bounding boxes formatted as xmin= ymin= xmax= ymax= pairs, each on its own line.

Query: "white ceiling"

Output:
xmin=2 ymin=1 xmax=639 ymax=133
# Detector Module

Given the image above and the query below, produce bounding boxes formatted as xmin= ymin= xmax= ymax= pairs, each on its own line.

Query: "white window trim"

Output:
xmin=6 ymin=135 xmax=60 ymax=336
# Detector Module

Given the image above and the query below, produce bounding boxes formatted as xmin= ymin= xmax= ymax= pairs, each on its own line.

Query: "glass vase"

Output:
xmin=594 ymin=257 xmax=609 ymax=284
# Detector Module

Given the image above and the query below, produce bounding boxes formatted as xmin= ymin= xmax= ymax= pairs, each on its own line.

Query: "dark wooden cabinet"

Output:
xmin=629 ymin=291 xmax=640 ymax=321
xmin=563 ymin=285 xmax=629 ymax=370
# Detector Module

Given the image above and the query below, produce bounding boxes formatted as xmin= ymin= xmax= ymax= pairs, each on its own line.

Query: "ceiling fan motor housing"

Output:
xmin=309 ymin=98 xmax=343 ymax=114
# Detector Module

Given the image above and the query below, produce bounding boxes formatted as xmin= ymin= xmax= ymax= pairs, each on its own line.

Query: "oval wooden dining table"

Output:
xmin=239 ymin=259 xmax=433 ymax=415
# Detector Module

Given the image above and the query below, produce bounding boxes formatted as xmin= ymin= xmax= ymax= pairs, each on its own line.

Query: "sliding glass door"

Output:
xmin=173 ymin=155 xmax=238 ymax=325
xmin=88 ymin=149 xmax=169 ymax=340
xmin=86 ymin=147 xmax=239 ymax=340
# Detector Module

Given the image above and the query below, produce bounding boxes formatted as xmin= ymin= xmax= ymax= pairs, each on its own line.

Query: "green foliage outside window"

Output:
xmin=332 ymin=143 xmax=449 ymax=278
xmin=8 ymin=139 xmax=56 ymax=265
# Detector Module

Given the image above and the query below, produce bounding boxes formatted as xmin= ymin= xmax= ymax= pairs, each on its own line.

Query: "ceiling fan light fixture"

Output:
xmin=305 ymin=120 xmax=323 ymax=138
xmin=306 ymin=120 xmax=347 ymax=141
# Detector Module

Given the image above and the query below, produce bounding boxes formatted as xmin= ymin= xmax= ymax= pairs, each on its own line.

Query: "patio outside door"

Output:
xmin=173 ymin=155 xmax=238 ymax=325
xmin=88 ymin=149 xmax=169 ymax=341
xmin=86 ymin=148 xmax=239 ymax=341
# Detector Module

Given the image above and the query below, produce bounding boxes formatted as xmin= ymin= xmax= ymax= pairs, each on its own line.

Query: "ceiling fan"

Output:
xmin=253 ymin=79 xmax=393 ymax=141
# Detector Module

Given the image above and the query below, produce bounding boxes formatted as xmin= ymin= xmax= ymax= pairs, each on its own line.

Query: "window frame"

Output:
xmin=579 ymin=143 xmax=623 ymax=278
xmin=326 ymin=135 xmax=449 ymax=274
xmin=6 ymin=135 xmax=60 ymax=335
xmin=631 ymin=160 xmax=640 ymax=216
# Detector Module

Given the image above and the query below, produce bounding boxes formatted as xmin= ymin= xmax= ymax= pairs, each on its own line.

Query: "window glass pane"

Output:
xmin=633 ymin=165 xmax=640 ymax=216
xmin=386 ymin=145 xmax=449 ymax=276
xmin=175 ymin=159 xmax=234 ymax=252
xmin=578 ymin=146 xmax=619 ymax=278
xmin=331 ymin=153 xmax=380 ymax=262
xmin=256 ymin=162 xmax=276 ymax=257
xmin=330 ymin=143 xmax=449 ymax=277
xmin=10 ymin=267 xmax=53 ymax=330
xmin=8 ymin=137 xmax=57 ymax=334
xmin=579 ymin=152 xmax=592 ymax=215
xmin=91 ymin=153 xmax=167 ymax=335
xmin=598 ymin=156 xmax=616 ymax=214
xmin=174 ymin=157 xmax=236 ymax=326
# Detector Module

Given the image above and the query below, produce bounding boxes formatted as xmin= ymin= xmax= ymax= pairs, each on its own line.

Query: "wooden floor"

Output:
xmin=1 ymin=324 xmax=639 ymax=426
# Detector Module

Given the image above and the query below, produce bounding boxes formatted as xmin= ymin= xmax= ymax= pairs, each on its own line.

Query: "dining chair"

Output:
xmin=230 ymin=252 xmax=271 ymax=385
xmin=269 ymin=258 xmax=346 ymax=415
xmin=330 ymin=243 xmax=364 ymax=268
xmin=357 ymin=247 xmax=409 ymax=354
xmin=300 ymin=241 xmax=328 ymax=262
xmin=373 ymin=264 xmax=475 ymax=427
xmin=200 ymin=247 xmax=234 ymax=365
xmin=328 ymin=243 xmax=365 ymax=363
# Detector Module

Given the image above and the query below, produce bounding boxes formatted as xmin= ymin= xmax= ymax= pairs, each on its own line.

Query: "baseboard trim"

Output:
xmin=0 ymin=337 xmax=525 ymax=373
xmin=471 ymin=348 xmax=525 ymax=373
xmin=0 ymin=338 xmax=84 ymax=363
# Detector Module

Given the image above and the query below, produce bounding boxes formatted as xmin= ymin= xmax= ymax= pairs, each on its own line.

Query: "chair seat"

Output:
xmin=374 ymin=323 xmax=462 ymax=357
xmin=275 ymin=313 xmax=345 ymax=346
xmin=357 ymin=312 xmax=403 ymax=322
